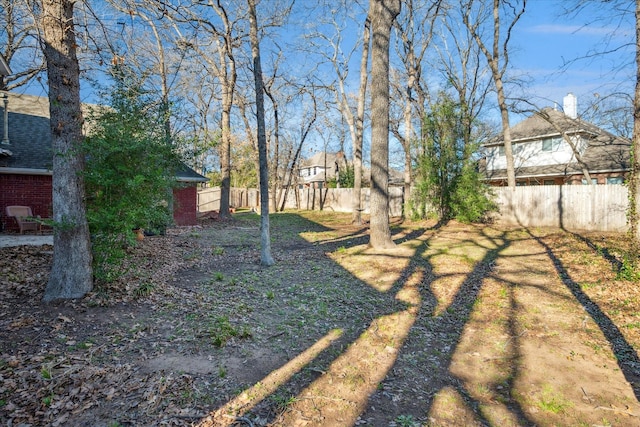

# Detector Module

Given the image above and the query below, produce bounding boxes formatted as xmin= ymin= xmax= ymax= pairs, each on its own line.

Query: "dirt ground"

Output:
xmin=1 ymin=211 xmax=639 ymax=427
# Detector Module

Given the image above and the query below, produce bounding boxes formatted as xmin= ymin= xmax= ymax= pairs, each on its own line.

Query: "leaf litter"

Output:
xmin=0 ymin=212 xmax=639 ymax=426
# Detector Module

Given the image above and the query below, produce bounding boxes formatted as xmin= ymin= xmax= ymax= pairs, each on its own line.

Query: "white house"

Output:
xmin=483 ymin=94 xmax=631 ymax=186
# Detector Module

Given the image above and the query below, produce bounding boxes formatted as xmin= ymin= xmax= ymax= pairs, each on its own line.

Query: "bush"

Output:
xmin=84 ymin=66 xmax=178 ymax=281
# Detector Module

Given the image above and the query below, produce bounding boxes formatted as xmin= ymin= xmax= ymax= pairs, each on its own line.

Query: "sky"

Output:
xmin=507 ymin=0 xmax=634 ymax=120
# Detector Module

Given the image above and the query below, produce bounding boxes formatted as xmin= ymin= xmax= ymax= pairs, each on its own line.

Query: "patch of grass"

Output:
xmin=271 ymin=393 xmax=298 ymax=412
xmin=208 ymin=316 xmax=251 ymax=347
xmin=219 ymin=366 xmax=227 ymax=378
xmin=212 ymin=246 xmax=224 ymax=255
xmin=68 ymin=339 xmax=95 ymax=351
xmin=617 ymin=254 xmax=640 ymax=281
xmin=213 ymin=272 xmax=224 ymax=281
xmin=42 ymin=394 xmax=53 ymax=406
xmin=40 ymin=367 xmax=52 ymax=380
xmin=183 ymin=251 xmax=200 ymax=261
xmin=624 ymin=321 xmax=640 ymax=329
xmin=536 ymin=384 xmax=572 ymax=414
xmin=266 ymin=290 xmax=275 ymax=300
xmin=134 ymin=282 xmax=155 ymax=297
xmin=393 ymin=414 xmax=420 ymax=427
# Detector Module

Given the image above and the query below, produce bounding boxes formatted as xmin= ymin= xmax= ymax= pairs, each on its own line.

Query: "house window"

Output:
xmin=542 ymin=137 xmax=562 ymax=152
xmin=516 ymin=181 xmax=527 ymax=186
xmin=581 ymin=178 xmax=598 ymax=185
xmin=513 ymin=144 xmax=523 ymax=155
xmin=543 ymin=180 xmax=555 ymax=185
xmin=607 ymin=177 xmax=624 ymax=185
xmin=498 ymin=146 xmax=505 ymax=156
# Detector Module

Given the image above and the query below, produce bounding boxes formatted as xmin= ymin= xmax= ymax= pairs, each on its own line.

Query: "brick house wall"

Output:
xmin=1 ymin=173 xmax=199 ymax=231
xmin=0 ymin=174 xmax=52 ymax=232
xmin=172 ymin=185 xmax=198 ymax=226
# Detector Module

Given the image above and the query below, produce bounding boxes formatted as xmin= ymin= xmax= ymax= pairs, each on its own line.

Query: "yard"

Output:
xmin=1 ymin=211 xmax=639 ymax=426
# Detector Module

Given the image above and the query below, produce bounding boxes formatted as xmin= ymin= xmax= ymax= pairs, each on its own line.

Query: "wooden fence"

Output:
xmin=492 ymin=185 xmax=628 ymax=232
xmin=198 ymin=186 xmax=404 ymax=217
xmin=198 ymin=185 xmax=629 ymax=232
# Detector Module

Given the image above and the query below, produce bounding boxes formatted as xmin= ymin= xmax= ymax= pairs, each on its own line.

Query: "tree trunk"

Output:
xmin=220 ymin=93 xmax=233 ymax=218
xmin=630 ymin=0 xmax=640 ymax=253
xmin=248 ymin=0 xmax=274 ymax=266
xmin=495 ymin=76 xmax=516 ymax=188
xmin=352 ymin=15 xmax=371 ymax=226
xmin=41 ymin=0 xmax=93 ymax=301
xmin=369 ymin=0 xmax=400 ymax=249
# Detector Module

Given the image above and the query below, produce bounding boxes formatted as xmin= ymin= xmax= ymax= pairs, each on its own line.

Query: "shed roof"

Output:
xmin=0 ymin=54 xmax=11 ymax=76
xmin=0 ymin=92 xmax=207 ymax=182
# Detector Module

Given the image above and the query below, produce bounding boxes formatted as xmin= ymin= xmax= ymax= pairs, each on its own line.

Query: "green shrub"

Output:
xmin=84 ymin=65 xmax=179 ymax=282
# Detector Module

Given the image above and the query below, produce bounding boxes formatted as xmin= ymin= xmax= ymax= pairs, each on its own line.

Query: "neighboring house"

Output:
xmin=298 ymin=151 xmax=346 ymax=188
xmin=0 ymin=92 xmax=207 ymax=232
xmin=297 ymin=151 xmax=403 ymax=188
xmin=482 ymin=93 xmax=631 ymax=186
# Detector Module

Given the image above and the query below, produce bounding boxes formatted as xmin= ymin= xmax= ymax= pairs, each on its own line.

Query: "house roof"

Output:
xmin=300 ymin=151 xmax=345 ymax=169
xmin=0 ymin=92 xmax=207 ymax=182
xmin=483 ymin=107 xmax=631 ymax=180
xmin=0 ymin=94 xmax=53 ymax=173
xmin=0 ymin=54 xmax=11 ymax=76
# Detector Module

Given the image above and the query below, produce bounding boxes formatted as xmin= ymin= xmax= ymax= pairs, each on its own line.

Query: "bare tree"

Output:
xmin=276 ymin=85 xmax=318 ymax=212
xmin=463 ymin=0 xmax=526 ymax=188
xmin=434 ymin=2 xmax=492 ymax=148
xmin=0 ymin=0 xmax=45 ymax=91
xmin=305 ymin=3 xmax=369 ymax=224
xmin=391 ymin=0 xmax=441 ymax=215
xmin=159 ymin=0 xmax=244 ymax=219
xmin=38 ymin=0 xmax=93 ymax=301
xmin=369 ymin=0 xmax=400 ymax=249
xmin=630 ymin=0 xmax=640 ymax=255
xmin=247 ymin=0 xmax=274 ymax=266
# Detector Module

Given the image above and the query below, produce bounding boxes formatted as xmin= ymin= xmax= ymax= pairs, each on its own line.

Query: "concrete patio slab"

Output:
xmin=0 ymin=234 xmax=53 ymax=248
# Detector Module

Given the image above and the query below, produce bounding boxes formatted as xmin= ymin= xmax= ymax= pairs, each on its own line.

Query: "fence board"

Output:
xmin=492 ymin=185 xmax=628 ymax=232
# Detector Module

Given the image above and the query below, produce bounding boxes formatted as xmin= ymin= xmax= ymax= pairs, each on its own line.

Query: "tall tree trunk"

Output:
xmin=495 ymin=75 xmax=516 ymax=187
xmin=630 ymin=0 xmax=640 ymax=255
xmin=220 ymin=90 xmax=233 ymax=218
xmin=216 ymin=7 xmax=237 ymax=220
xmin=352 ymin=15 xmax=371 ymax=225
xmin=41 ymin=0 xmax=93 ymax=301
xmin=248 ymin=0 xmax=274 ymax=266
xmin=369 ymin=0 xmax=400 ymax=249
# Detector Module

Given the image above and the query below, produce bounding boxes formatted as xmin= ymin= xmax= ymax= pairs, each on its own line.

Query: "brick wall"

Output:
xmin=0 ymin=174 xmax=53 ymax=232
xmin=1 ymin=173 xmax=198 ymax=231
xmin=173 ymin=185 xmax=198 ymax=226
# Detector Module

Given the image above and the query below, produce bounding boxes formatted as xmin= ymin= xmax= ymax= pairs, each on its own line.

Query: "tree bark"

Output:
xmin=214 ymin=4 xmax=237 ymax=220
xmin=248 ymin=0 xmax=274 ymax=266
xmin=369 ymin=0 xmax=400 ymax=249
xmin=352 ymin=15 xmax=370 ymax=226
xmin=41 ymin=0 xmax=93 ymax=301
xmin=630 ymin=0 xmax=640 ymax=252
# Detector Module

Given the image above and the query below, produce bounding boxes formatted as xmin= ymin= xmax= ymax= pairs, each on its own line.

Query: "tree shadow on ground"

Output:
xmin=358 ymin=225 xmax=537 ymax=426
xmin=526 ymin=228 xmax=640 ymax=402
xmin=197 ymin=213 xmax=545 ymax=426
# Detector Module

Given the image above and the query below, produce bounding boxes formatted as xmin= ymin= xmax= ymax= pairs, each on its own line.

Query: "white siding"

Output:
xmin=486 ymin=135 xmax=586 ymax=171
